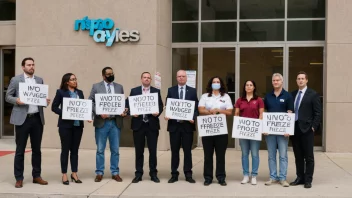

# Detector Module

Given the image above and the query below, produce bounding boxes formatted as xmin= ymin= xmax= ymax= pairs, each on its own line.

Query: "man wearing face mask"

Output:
xmin=88 ymin=67 xmax=127 ymax=182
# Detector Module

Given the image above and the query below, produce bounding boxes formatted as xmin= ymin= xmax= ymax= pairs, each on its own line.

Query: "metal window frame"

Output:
xmin=171 ymin=0 xmax=326 ymax=151
xmin=0 ymin=46 xmax=16 ymax=139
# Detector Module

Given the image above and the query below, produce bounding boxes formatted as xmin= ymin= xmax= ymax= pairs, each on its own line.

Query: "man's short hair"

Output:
xmin=272 ymin=73 xmax=284 ymax=82
xmin=141 ymin=72 xmax=151 ymax=78
xmin=21 ymin=57 xmax=34 ymax=66
xmin=297 ymin=71 xmax=308 ymax=80
xmin=102 ymin=67 xmax=113 ymax=75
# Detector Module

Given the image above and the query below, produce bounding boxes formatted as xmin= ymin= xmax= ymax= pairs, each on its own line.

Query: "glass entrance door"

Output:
xmin=1 ymin=48 xmax=15 ymax=138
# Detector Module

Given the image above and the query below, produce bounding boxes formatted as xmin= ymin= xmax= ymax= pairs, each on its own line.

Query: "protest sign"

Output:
xmin=62 ymin=98 xmax=92 ymax=121
xmin=128 ymin=93 xmax=159 ymax=115
xmin=165 ymin=98 xmax=195 ymax=121
xmin=263 ymin=112 xmax=295 ymax=135
xmin=95 ymin=94 xmax=125 ymax=115
xmin=232 ymin=116 xmax=262 ymax=141
xmin=19 ymin=83 xmax=48 ymax=106
xmin=197 ymin=114 xmax=228 ymax=137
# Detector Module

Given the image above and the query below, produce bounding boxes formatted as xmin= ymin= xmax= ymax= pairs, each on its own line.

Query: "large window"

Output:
xmin=0 ymin=0 xmax=15 ymax=21
xmin=172 ymin=0 xmax=325 ymax=43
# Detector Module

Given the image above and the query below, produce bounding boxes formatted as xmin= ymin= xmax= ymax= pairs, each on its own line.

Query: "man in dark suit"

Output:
xmin=165 ymin=70 xmax=198 ymax=183
xmin=5 ymin=57 xmax=51 ymax=188
xmin=290 ymin=71 xmax=322 ymax=189
xmin=89 ymin=67 xmax=126 ymax=183
xmin=127 ymin=72 xmax=163 ymax=183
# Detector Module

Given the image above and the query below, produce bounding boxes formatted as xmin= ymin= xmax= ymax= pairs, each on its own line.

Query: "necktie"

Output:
xmin=179 ymin=87 xmax=184 ymax=100
xmin=107 ymin=83 xmax=111 ymax=94
xmin=295 ymin=91 xmax=302 ymax=121
xmin=143 ymin=88 xmax=149 ymax=122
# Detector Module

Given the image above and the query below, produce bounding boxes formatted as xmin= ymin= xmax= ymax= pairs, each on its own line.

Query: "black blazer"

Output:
xmin=127 ymin=86 xmax=163 ymax=131
xmin=51 ymin=89 xmax=85 ymax=128
xmin=292 ymin=88 xmax=322 ymax=133
xmin=166 ymin=85 xmax=199 ymax=133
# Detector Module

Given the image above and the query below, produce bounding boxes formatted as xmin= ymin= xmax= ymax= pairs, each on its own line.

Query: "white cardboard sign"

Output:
xmin=263 ymin=112 xmax=295 ymax=135
xmin=62 ymin=98 xmax=92 ymax=121
xmin=95 ymin=94 xmax=125 ymax=115
xmin=165 ymin=98 xmax=195 ymax=121
xmin=232 ymin=116 xmax=262 ymax=141
xmin=197 ymin=114 xmax=228 ymax=137
xmin=128 ymin=93 xmax=159 ymax=115
xmin=19 ymin=83 xmax=48 ymax=106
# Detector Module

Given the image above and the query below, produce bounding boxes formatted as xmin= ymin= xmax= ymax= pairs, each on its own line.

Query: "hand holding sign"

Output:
xmin=62 ymin=98 xmax=92 ymax=121
xmin=128 ymin=93 xmax=159 ymax=115
xmin=165 ymin=98 xmax=195 ymax=121
xmin=232 ymin=116 xmax=262 ymax=141
xmin=95 ymin=94 xmax=125 ymax=115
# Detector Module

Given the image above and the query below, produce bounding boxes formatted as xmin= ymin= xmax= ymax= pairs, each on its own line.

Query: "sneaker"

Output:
xmin=265 ymin=178 xmax=279 ymax=186
xmin=251 ymin=176 xmax=257 ymax=185
xmin=280 ymin=180 xmax=290 ymax=187
xmin=241 ymin=176 xmax=250 ymax=184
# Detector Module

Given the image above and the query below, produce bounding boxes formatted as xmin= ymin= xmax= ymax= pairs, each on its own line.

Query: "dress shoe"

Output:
xmin=304 ymin=183 xmax=312 ymax=188
xmin=290 ymin=178 xmax=305 ymax=186
xmin=95 ymin=175 xmax=103 ymax=182
xmin=71 ymin=174 xmax=82 ymax=183
xmin=218 ymin=180 xmax=227 ymax=186
xmin=112 ymin=174 xmax=123 ymax=182
xmin=168 ymin=176 xmax=178 ymax=183
xmin=15 ymin=180 xmax=23 ymax=188
xmin=186 ymin=177 xmax=196 ymax=183
xmin=33 ymin=177 xmax=48 ymax=185
xmin=62 ymin=175 xmax=69 ymax=185
xmin=132 ymin=176 xmax=142 ymax=183
xmin=204 ymin=180 xmax=212 ymax=186
xmin=151 ymin=176 xmax=160 ymax=183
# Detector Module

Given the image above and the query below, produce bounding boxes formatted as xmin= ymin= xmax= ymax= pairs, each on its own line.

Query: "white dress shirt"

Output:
xmin=294 ymin=86 xmax=307 ymax=110
xmin=24 ymin=73 xmax=39 ymax=114
xmin=104 ymin=81 xmax=115 ymax=93
xmin=178 ymin=85 xmax=186 ymax=100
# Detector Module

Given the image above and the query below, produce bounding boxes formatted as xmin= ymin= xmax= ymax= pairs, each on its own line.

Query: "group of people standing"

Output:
xmin=6 ymin=57 xmax=321 ymax=189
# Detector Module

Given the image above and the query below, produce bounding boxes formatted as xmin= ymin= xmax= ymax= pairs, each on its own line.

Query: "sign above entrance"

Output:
xmin=74 ymin=16 xmax=140 ymax=47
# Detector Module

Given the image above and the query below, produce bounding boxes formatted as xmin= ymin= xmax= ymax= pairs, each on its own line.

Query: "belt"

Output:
xmin=27 ymin=112 xmax=39 ymax=118
xmin=177 ymin=120 xmax=185 ymax=123
xmin=105 ymin=117 xmax=115 ymax=120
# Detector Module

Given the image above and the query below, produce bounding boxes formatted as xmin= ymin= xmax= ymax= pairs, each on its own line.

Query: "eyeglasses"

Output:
xmin=69 ymin=78 xmax=77 ymax=82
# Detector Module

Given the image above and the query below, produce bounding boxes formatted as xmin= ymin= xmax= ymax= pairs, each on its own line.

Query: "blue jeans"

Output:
xmin=265 ymin=135 xmax=289 ymax=181
xmin=95 ymin=120 xmax=120 ymax=176
xmin=240 ymin=139 xmax=260 ymax=176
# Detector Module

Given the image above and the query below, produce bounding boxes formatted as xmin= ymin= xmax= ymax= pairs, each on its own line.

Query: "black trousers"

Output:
xmin=133 ymin=122 xmax=159 ymax=177
xmin=202 ymin=134 xmax=228 ymax=181
xmin=169 ymin=123 xmax=193 ymax=177
xmin=291 ymin=122 xmax=315 ymax=183
xmin=14 ymin=113 xmax=43 ymax=181
xmin=59 ymin=126 xmax=83 ymax=173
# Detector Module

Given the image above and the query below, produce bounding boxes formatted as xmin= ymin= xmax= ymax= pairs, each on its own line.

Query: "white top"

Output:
xmin=294 ymin=86 xmax=307 ymax=110
xmin=198 ymin=93 xmax=233 ymax=110
xmin=104 ymin=81 xmax=115 ymax=94
xmin=178 ymin=85 xmax=186 ymax=100
xmin=24 ymin=73 xmax=39 ymax=114
xmin=141 ymin=86 xmax=150 ymax=94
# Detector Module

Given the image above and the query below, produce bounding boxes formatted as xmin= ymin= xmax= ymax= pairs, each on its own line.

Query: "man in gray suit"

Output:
xmin=5 ymin=57 xmax=51 ymax=188
xmin=89 ymin=67 xmax=126 ymax=182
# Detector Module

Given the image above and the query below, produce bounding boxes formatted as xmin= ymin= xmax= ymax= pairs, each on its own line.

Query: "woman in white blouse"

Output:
xmin=198 ymin=76 xmax=233 ymax=186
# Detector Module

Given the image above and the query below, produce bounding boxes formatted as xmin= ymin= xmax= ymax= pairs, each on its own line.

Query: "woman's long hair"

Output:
xmin=206 ymin=76 xmax=227 ymax=97
xmin=241 ymin=80 xmax=258 ymax=100
xmin=60 ymin=73 xmax=76 ymax=90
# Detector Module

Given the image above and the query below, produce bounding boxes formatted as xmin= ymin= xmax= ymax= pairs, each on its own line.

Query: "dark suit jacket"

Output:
xmin=127 ymin=86 xmax=163 ymax=131
xmin=292 ymin=88 xmax=322 ymax=133
xmin=51 ymin=89 xmax=85 ymax=128
xmin=166 ymin=85 xmax=199 ymax=133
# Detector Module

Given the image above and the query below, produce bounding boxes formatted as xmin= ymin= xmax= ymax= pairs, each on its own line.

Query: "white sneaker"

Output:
xmin=241 ymin=176 xmax=250 ymax=184
xmin=251 ymin=176 xmax=257 ymax=185
xmin=265 ymin=178 xmax=279 ymax=186
xmin=280 ymin=180 xmax=290 ymax=187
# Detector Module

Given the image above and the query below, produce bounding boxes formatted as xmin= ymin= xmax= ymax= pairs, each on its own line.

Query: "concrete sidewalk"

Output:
xmin=0 ymin=146 xmax=351 ymax=198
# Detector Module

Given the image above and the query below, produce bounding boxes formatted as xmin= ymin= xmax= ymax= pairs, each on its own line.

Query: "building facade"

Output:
xmin=0 ymin=0 xmax=350 ymax=152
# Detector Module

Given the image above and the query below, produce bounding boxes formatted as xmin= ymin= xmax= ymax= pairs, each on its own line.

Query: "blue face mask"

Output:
xmin=212 ymin=83 xmax=221 ymax=90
